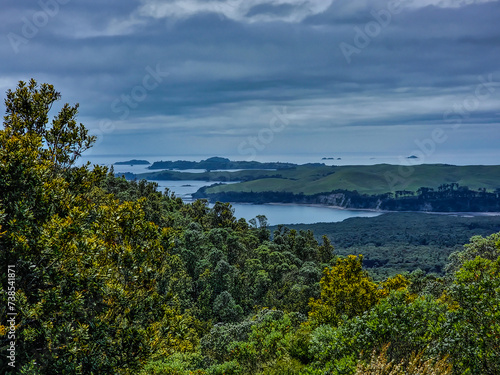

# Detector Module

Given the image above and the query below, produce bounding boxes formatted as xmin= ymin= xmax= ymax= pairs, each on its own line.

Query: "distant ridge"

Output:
xmin=115 ymin=159 xmax=150 ymax=165
xmin=148 ymin=156 xmax=296 ymax=170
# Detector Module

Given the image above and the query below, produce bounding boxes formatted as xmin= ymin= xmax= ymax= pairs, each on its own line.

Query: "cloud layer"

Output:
xmin=1 ymin=0 xmax=499 ymax=160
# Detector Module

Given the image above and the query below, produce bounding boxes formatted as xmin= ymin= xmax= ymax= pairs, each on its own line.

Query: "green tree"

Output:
xmin=308 ymin=255 xmax=379 ymax=326
xmin=213 ymin=291 xmax=243 ymax=323
xmin=437 ymin=255 xmax=500 ymax=374
xmin=3 ymin=79 xmax=95 ymax=169
xmin=307 ymin=292 xmax=448 ymax=373
xmin=317 ymin=235 xmax=335 ymax=264
xmin=229 ymin=310 xmax=306 ymax=374
xmin=446 ymin=232 xmax=500 ymax=274
xmin=0 ymin=80 xmax=201 ymax=374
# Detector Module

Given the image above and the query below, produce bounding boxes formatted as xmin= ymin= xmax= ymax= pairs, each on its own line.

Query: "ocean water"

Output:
xmin=80 ymin=150 xmax=500 ymax=172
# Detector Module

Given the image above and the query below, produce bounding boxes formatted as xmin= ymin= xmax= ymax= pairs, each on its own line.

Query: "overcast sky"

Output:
xmin=1 ymin=0 xmax=499 ymax=161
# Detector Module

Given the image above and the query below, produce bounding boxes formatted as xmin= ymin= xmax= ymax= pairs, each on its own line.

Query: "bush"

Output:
xmin=355 ymin=344 xmax=452 ymax=375
xmin=309 ymin=291 xmax=448 ymax=369
xmin=139 ymin=353 xmax=205 ymax=375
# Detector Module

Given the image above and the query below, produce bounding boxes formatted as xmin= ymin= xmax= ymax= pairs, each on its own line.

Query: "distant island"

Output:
xmin=148 ymin=156 xmax=296 ymax=170
xmin=115 ymin=159 xmax=150 ymax=165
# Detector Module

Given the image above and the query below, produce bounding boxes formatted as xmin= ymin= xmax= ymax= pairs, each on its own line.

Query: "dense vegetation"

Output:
xmin=1 ymin=80 xmax=500 ymax=374
xmin=277 ymin=213 xmax=500 ymax=279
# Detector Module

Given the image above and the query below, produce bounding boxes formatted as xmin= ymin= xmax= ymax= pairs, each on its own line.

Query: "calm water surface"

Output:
xmin=229 ymin=203 xmax=381 ymax=225
xmin=151 ymin=180 xmax=381 ymax=225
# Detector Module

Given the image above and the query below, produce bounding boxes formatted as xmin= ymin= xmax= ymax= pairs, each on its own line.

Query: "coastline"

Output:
xmin=263 ymin=202 xmax=500 ymax=217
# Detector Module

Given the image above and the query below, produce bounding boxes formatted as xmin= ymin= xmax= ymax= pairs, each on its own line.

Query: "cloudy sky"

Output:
xmin=1 ymin=0 xmax=499 ymax=162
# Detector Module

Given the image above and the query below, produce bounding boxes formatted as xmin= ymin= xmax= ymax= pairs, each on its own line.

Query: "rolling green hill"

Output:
xmin=202 ymin=164 xmax=500 ymax=195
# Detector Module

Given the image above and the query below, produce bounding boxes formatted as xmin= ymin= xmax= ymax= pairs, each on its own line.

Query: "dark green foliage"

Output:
xmin=308 ymin=292 xmax=448 ymax=370
xmin=406 ymin=269 xmax=445 ymax=298
xmin=280 ymin=213 xmax=500 ymax=279
xmin=138 ymin=352 xmax=205 ymax=375
xmin=434 ymin=256 xmax=500 ymax=374
xmin=213 ymin=291 xmax=243 ymax=323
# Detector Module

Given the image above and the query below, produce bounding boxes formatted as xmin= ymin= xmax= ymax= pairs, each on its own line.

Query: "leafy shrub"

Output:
xmin=355 ymin=344 xmax=452 ymax=375
xmin=309 ymin=292 xmax=448 ymax=369
xmin=139 ymin=352 xmax=205 ymax=375
xmin=435 ymin=255 xmax=500 ymax=374
xmin=309 ymin=255 xmax=379 ymax=327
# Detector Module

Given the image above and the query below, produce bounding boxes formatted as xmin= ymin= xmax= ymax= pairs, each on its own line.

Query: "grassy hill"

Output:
xmin=202 ymin=164 xmax=500 ymax=195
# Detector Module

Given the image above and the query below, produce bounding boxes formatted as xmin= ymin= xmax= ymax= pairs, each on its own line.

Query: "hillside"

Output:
xmin=136 ymin=163 xmax=500 ymax=196
xmin=165 ymin=164 xmax=500 ymax=212
xmin=202 ymin=164 xmax=500 ymax=195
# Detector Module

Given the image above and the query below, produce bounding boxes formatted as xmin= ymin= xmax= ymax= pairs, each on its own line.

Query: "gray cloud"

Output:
xmin=1 ymin=0 xmax=499 ymax=159
xmin=246 ymin=3 xmax=297 ymax=17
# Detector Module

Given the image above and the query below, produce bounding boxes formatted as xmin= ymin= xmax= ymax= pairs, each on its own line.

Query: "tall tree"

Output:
xmin=309 ymin=255 xmax=379 ymax=326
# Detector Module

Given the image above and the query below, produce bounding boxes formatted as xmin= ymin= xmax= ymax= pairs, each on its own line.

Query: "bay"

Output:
xmin=152 ymin=180 xmax=382 ymax=225
xmin=228 ymin=203 xmax=381 ymax=225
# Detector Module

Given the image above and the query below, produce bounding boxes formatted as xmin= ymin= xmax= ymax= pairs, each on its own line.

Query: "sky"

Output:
xmin=1 ymin=0 xmax=499 ymax=162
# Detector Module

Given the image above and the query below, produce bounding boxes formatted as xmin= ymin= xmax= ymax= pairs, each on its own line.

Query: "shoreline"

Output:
xmin=261 ymin=202 xmax=500 ymax=217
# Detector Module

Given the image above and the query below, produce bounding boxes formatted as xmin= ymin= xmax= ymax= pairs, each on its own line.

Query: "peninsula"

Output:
xmin=130 ymin=161 xmax=500 ymax=212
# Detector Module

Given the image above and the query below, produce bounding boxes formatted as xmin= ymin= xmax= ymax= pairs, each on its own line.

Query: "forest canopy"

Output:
xmin=1 ymin=80 xmax=499 ymax=374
